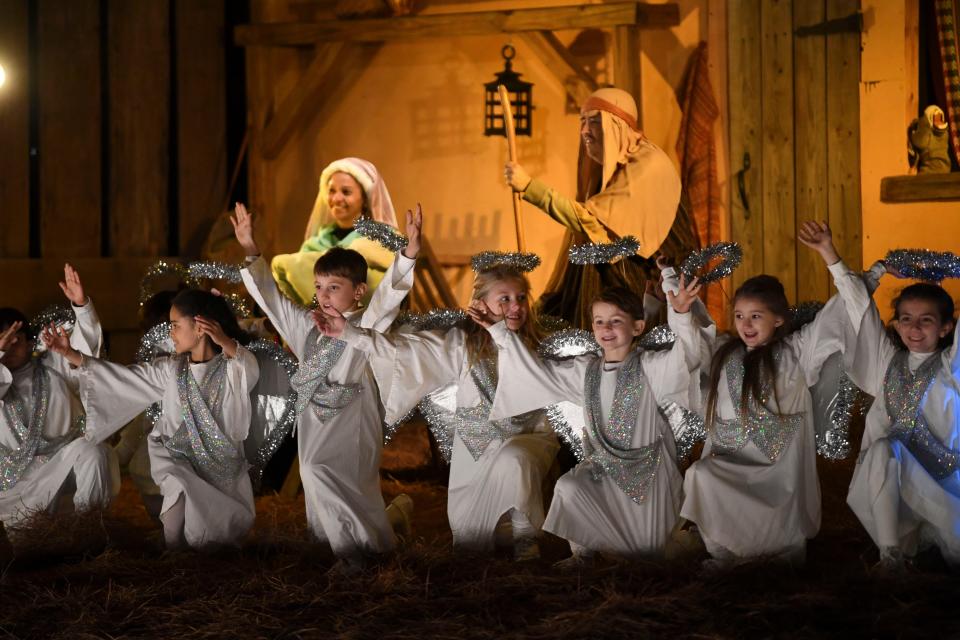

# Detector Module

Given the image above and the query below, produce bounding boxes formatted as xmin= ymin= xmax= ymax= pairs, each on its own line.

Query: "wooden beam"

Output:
xmin=760 ymin=0 xmax=795 ymax=303
xmin=826 ymin=0 xmax=862 ymax=274
xmin=260 ymin=42 xmax=349 ymax=159
xmin=176 ymin=0 xmax=227 ymax=258
xmin=520 ymin=31 xmax=598 ymax=107
xmin=793 ymin=0 xmax=829 ymax=303
xmin=234 ymin=2 xmax=680 ymax=46
xmin=0 ymin=0 xmax=30 ymax=258
xmin=727 ymin=0 xmax=763 ymax=297
xmin=880 ymin=173 xmax=960 ymax=203
xmin=613 ymin=25 xmax=642 ymax=128
xmin=38 ymin=0 xmax=102 ymax=259
xmin=109 ymin=0 xmax=171 ymax=258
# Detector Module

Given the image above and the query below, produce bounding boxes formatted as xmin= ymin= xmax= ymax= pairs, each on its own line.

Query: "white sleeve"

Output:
xmin=241 ymin=256 xmax=315 ymax=359
xmin=79 ymin=357 xmax=173 ymax=444
xmin=70 ymin=298 xmax=104 ymax=358
xmin=828 ymin=260 xmax=873 ymax=329
xmin=224 ymin=344 xmax=259 ymax=442
xmin=487 ymin=322 xmax=587 ymax=421
xmin=361 ymin=252 xmax=416 ymax=332
xmin=787 ymin=293 xmax=848 ymax=387
xmin=0 ymin=359 xmax=11 ymax=400
xmin=342 ymin=324 xmax=465 ymax=425
xmin=843 ymin=299 xmax=898 ymax=396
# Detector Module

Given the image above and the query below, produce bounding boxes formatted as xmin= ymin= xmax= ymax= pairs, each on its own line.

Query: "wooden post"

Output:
xmin=793 ymin=0 xmax=829 ymax=303
xmin=498 ymin=84 xmax=526 ymax=253
xmin=0 ymin=0 xmax=30 ymax=258
xmin=614 ymin=26 xmax=642 ymax=128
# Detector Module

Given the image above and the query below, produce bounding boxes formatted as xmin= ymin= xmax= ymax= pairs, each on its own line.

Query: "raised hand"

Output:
xmin=667 ymin=274 xmax=702 ymax=314
xmin=798 ymin=220 xmax=840 ymax=265
xmin=59 ymin=263 xmax=88 ymax=307
xmin=402 ymin=203 xmax=424 ymax=260
xmin=0 ymin=322 xmax=23 ymax=352
xmin=312 ymin=305 xmax=347 ymax=338
xmin=195 ymin=316 xmax=237 ymax=358
xmin=466 ymin=299 xmax=504 ymax=329
xmin=41 ymin=324 xmax=82 ymax=366
xmin=231 ymin=202 xmax=260 ymax=256
xmin=504 ymin=161 xmax=532 ymax=193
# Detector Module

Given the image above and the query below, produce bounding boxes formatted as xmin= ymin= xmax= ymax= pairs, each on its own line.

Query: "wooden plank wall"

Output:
xmin=0 ymin=0 xmax=228 ymax=363
xmin=0 ymin=0 xmax=30 ymax=258
xmin=727 ymin=0 xmax=862 ymax=309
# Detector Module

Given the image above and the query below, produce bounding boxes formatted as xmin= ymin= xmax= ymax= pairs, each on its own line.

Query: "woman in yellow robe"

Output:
xmin=271 ymin=157 xmax=398 ymax=306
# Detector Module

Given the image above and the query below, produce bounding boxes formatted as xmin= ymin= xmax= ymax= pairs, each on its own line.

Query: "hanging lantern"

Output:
xmin=483 ymin=45 xmax=533 ymax=137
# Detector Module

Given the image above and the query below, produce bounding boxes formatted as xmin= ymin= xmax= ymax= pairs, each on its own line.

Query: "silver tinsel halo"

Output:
xmin=30 ymin=305 xmax=76 ymax=351
xmin=187 ymin=261 xmax=243 ymax=284
xmin=536 ymin=314 xmax=570 ymax=334
xmin=395 ymin=308 xmax=467 ymax=331
xmin=568 ymin=236 xmax=640 ymax=265
xmin=471 ymin=251 xmax=541 ymax=274
xmin=789 ymin=301 xmax=824 ymax=333
xmin=680 ymin=241 xmax=743 ymax=284
xmin=354 ymin=216 xmax=408 ymax=253
xmin=139 ymin=260 xmax=251 ymax=318
xmin=136 ymin=321 xmax=173 ymax=363
xmin=884 ymin=248 xmax=960 ymax=283
xmin=538 ymin=328 xmax=600 ymax=359
xmin=638 ymin=324 xmax=676 ymax=351
xmin=139 ymin=260 xmax=192 ymax=304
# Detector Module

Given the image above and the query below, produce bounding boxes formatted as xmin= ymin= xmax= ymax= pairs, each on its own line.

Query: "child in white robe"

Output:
xmin=680 ymin=223 xmax=872 ymax=565
xmin=483 ymin=275 xmax=703 ymax=567
xmin=232 ymin=202 xmax=417 ymax=564
xmin=0 ymin=264 xmax=114 ymax=526
xmin=318 ymin=257 xmax=559 ymax=560
xmin=48 ymin=289 xmax=259 ymax=550
xmin=843 ymin=272 xmax=960 ymax=570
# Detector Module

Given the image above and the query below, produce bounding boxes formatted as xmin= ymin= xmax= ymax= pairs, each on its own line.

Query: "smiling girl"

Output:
xmin=844 ymin=271 xmax=960 ymax=570
xmin=679 ymin=222 xmax=872 ymax=567
xmin=46 ymin=289 xmax=258 ymax=550
xmin=319 ymin=257 xmax=559 ymax=561
xmin=481 ymin=273 xmax=702 ymax=568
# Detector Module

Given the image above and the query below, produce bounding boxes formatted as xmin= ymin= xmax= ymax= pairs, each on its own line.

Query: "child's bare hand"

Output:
xmin=798 ymin=220 xmax=840 ymax=264
xmin=41 ymin=324 xmax=70 ymax=355
xmin=402 ymin=203 xmax=423 ymax=260
xmin=0 ymin=322 xmax=23 ymax=352
xmin=667 ymin=274 xmax=702 ymax=314
xmin=231 ymin=202 xmax=259 ymax=255
xmin=467 ymin=299 xmax=504 ymax=329
xmin=312 ymin=306 xmax=346 ymax=338
xmin=59 ymin=263 xmax=88 ymax=306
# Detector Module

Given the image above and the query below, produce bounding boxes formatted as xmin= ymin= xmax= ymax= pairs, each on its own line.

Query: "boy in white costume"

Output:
xmin=0 ymin=264 xmax=115 ymax=526
xmin=50 ymin=289 xmax=259 ymax=550
xmin=680 ymin=223 xmax=873 ymax=565
xmin=317 ymin=254 xmax=559 ymax=560
xmin=232 ymin=200 xmax=419 ymax=563
xmin=843 ymin=265 xmax=960 ymax=570
xmin=482 ymin=273 xmax=703 ymax=567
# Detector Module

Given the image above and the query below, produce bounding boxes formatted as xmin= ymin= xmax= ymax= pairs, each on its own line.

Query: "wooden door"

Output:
xmin=728 ymin=0 xmax=862 ymax=305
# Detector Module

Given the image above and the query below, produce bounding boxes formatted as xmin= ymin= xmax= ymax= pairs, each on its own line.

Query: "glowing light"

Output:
xmin=0 ymin=64 xmax=6 ymax=89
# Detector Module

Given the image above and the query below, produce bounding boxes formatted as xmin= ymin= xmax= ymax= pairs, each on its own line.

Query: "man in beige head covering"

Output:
xmin=505 ymin=87 xmax=698 ymax=327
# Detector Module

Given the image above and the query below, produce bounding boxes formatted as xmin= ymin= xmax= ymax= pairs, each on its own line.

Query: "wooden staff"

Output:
xmin=497 ymin=84 xmax=526 ymax=252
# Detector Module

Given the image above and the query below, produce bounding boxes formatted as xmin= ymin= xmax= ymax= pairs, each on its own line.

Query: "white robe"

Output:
xmin=488 ymin=309 xmax=697 ymax=557
xmin=681 ymin=261 xmax=869 ymax=558
xmin=241 ymin=253 xmax=414 ymax=556
xmin=0 ymin=300 xmax=117 ymax=525
xmin=80 ymin=347 xmax=259 ymax=548
xmin=845 ymin=298 xmax=960 ymax=563
xmin=342 ymin=322 xmax=559 ymax=550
